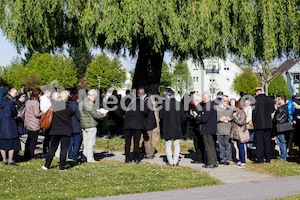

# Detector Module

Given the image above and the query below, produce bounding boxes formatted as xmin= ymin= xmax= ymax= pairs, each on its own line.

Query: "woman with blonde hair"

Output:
xmin=42 ymin=90 xmax=74 ymax=171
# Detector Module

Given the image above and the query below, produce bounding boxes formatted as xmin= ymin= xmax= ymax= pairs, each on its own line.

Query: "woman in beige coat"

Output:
xmin=231 ymin=101 xmax=247 ymax=168
xmin=24 ymin=88 xmax=43 ymax=160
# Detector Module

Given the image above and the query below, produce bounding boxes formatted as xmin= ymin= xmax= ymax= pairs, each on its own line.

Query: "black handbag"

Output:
xmin=276 ymin=121 xmax=294 ymax=132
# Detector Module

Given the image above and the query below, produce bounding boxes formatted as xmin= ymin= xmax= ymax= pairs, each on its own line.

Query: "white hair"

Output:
xmin=52 ymin=92 xmax=60 ymax=101
xmin=202 ymin=91 xmax=211 ymax=99
xmin=88 ymin=89 xmax=98 ymax=97
xmin=193 ymin=93 xmax=202 ymax=101
xmin=60 ymin=90 xmax=70 ymax=102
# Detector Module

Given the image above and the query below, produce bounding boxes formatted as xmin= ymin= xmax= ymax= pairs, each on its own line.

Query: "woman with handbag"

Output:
xmin=274 ymin=96 xmax=289 ymax=161
xmin=231 ymin=101 xmax=248 ymax=168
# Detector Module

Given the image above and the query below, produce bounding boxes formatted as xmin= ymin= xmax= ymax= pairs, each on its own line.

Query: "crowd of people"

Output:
xmin=0 ymin=83 xmax=300 ymax=171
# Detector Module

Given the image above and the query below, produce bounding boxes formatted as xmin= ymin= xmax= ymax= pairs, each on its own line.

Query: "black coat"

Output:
xmin=116 ymin=97 xmax=147 ymax=130
xmin=160 ymin=98 xmax=185 ymax=140
xmin=252 ymin=94 xmax=274 ymax=129
xmin=49 ymin=101 xmax=74 ymax=137
xmin=195 ymin=101 xmax=217 ymax=135
xmin=144 ymin=97 xmax=157 ymax=131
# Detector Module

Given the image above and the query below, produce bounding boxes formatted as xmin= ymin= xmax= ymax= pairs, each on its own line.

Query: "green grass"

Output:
xmin=0 ymin=159 xmax=219 ymax=200
xmin=95 ymin=137 xmax=195 ymax=154
xmin=277 ymin=195 xmax=300 ymax=200
xmin=246 ymin=159 xmax=300 ymax=177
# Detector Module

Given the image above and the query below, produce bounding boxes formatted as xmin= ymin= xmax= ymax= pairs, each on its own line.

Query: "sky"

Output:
xmin=0 ymin=31 xmax=171 ymax=71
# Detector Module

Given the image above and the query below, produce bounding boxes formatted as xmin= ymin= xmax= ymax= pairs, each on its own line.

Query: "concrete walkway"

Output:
xmin=82 ymin=149 xmax=300 ymax=200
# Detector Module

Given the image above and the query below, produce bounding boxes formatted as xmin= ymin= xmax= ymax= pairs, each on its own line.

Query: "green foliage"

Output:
xmin=232 ymin=68 xmax=260 ymax=95
xmin=1 ymin=53 xmax=78 ymax=89
xmin=85 ymin=54 xmax=127 ymax=90
xmin=24 ymin=53 xmax=78 ymax=89
xmin=172 ymin=61 xmax=192 ymax=94
xmin=268 ymin=75 xmax=291 ymax=98
xmin=158 ymin=62 xmax=173 ymax=95
xmin=0 ymin=159 xmax=218 ymax=200
xmin=68 ymin=43 xmax=93 ymax=79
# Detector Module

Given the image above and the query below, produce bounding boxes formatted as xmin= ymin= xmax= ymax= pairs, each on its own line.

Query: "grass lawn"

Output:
xmin=246 ymin=158 xmax=300 ymax=177
xmin=277 ymin=195 xmax=300 ymax=200
xmin=95 ymin=137 xmax=195 ymax=154
xmin=0 ymin=159 xmax=219 ymax=200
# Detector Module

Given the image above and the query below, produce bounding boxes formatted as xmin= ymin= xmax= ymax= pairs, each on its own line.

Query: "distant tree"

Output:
xmin=85 ymin=54 xmax=127 ymax=90
xmin=172 ymin=61 xmax=192 ymax=95
xmin=232 ymin=68 xmax=260 ymax=95
xmin=158 ymin=62 xmax=173 ymax=95
xmin=1 ymin=59 xmax=27 ymax=88
xmin=68 ymin=42 xmax=93 ymax=79
xmin=268 ymin=75 xmax=291 ymax=98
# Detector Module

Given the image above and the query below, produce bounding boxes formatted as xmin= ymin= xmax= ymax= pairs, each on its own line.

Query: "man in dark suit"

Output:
xmin=194 ymin=91 xmax=218 ymax=168
xmin=252 ymin=87 xmax=275 ymax=163
xmin=116 ymin=88 xmax=147 ymax=163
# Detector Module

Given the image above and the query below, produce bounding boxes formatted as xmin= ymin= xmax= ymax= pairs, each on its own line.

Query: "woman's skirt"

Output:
xmin=0 ymin=137 xmax=19 ymax=151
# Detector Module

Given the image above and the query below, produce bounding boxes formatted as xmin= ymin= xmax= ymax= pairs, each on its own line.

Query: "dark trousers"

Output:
xmin=43 ymin=128 xmax=50 ymax=154
xmin=124 ymin=129 xmax=142 ymax=162
xmin=255 ymin=129 xmax=271 ymax=162
xmin=67 ymin=133 xmax=82 ymax=162
xmin=24 ymin=130 xmax=39 ymax=159
xmin=202 ymin=134 xmax=218 ymax=165
xmin=193 ymin=133 xmax=205 ymax=162
xmin=45 ymin=135 xmax=70 ymax=170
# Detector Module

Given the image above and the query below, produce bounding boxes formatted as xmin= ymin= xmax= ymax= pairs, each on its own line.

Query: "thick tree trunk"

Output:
xmin=132 ymin=40 xmax=164 ymax=94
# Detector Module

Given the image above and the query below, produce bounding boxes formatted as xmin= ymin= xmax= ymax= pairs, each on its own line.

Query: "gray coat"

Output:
xmin=24 ymin=100 xmax=43 ymax=131
xmin=216 ymin=104 xmax=234 ymax=135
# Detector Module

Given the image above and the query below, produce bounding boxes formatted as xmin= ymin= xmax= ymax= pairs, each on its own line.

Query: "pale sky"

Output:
xmin=0 ymin=31 xmax=171 ymax=71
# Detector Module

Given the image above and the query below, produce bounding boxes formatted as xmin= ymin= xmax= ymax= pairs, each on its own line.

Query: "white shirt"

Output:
xmin=40 ymin=95 xmax=52 ymax=113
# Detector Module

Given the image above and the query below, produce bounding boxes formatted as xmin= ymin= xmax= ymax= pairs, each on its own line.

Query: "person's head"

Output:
xmin=255 ymin=87 xmax=264 ymax=96
xmin=20 ymin=84 xmax=26 ymax=93
xmin=230 ymin=98 xmax=236 ymax=107
xmin=235 ymin=100 xmax=242 ymax=110
xmin=193 ymin=93 xmax=202 ymax=105
xmin=42 ymin=85 xmax=55 ymax=98
xmin=137 ymin=87 xmax=145 ymax=97
xmin=112 ymin=90 xmax=118 ymax=96
xmin=278 ymin=95 xmax=287 ymax=106
xmin=70 ymin=92 xmax=78 ymax=102
xmin=60 ymin=90 xmax=70 ymax=102
xmin=87 ymin=89 xmax=98 ymax=102
xmin=30 ymin=88 xmax=42 ymax=100
xmin=245 ymin=98 xmax=252 ymax=107
xmin=52 ymin=92 xmax=60 ymax=101
xmin=125 ymin=89 xmax=130 ymax=95
xmin=217 ymin=91 xmax=223 ymax=99
xmin=8 ymin=88 xmax=18 ymax=98
xmin=167 ymin=90 xmax=175 ymax=99
xmin=202 ymin=91 xmax=211 ymax=103
xmin=221 ymin=95 xmax=229 ymax=106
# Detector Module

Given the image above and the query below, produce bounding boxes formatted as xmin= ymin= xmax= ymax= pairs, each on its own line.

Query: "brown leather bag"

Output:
xmin=40 ymin=108 xmax=53 ymax=129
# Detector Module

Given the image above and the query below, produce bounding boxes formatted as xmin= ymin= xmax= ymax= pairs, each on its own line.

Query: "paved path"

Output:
xmin=82 ymin=149 xmax=300 ymax=200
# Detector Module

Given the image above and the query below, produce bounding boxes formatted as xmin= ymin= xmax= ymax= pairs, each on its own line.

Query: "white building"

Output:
xmin=187 ymin=58 xmax=242 ymax=100
xmin=282 ymin=62 xmax=300 ymax=95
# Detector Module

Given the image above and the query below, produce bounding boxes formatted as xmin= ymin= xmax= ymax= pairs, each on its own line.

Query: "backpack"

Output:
xmin=17 ymin=104 xmax=26 ymax=122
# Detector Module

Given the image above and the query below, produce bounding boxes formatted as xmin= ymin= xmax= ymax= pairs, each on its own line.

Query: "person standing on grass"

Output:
xmin=67 ymin=92 xmax=82 ymax=163
xmin=252 ymin=87 xmax=274 ymax=163
xmin=42 ymin=90 xmax=74 ymax=171
xmin=79 ymin=89 xmax=106 ymax=163
xmin=0 ymin=88 xmax=19 ymax=165
xmin=160 ymin=90 xmax=185 ymax=166
xmin=24 ymin=88 xmax=43 ymax=160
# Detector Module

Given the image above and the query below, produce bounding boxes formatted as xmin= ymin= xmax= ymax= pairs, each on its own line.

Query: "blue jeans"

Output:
xmin=237 ymin=140 xmax=246 ymax=163
xmin=276 ymin=133 xmax=287 ymax=160
xmin=68 ymin=133 xmax=82 ymax=162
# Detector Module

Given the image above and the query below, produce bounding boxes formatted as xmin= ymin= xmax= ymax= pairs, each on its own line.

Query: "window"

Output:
xmin=205 ymin=62 xmax=219 ymax=74
xmin=294 ymin=74 xmax=300 ymax=81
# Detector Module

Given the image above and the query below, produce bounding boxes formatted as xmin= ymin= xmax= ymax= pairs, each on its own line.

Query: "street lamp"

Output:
xmin=97 ymin=76 xmax=101 ymax=89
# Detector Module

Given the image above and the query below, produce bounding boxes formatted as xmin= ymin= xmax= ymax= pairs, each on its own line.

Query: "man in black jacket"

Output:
xmin=252 ymin=87 xmax=275 ymax=163
xmin=194 ymin=91 xmax=218 ymax=168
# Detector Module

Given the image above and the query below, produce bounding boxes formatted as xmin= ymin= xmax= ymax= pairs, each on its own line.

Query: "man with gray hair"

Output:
xmin=194 ymin=91 xmax=218 ymax=168
xmin=79 ymin=89 xmax=106 ymax=162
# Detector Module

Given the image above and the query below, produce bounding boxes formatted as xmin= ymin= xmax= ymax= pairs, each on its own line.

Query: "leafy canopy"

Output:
xmin=232 ymin=68 xmax=260 ymax=95
xmin=268 ymin=75 xmax=291 ymax=98
xmin=85 ymin=54 xmax=127 ymax=89
xmin=172 ymin=61 xmax=192 ymax=94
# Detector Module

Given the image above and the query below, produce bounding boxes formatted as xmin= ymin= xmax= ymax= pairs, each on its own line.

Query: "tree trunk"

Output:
xmin=132 ymin=39 xmax=164 ymax=94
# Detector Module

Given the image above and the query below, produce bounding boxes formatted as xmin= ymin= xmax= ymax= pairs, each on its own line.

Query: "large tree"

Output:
xmin=0 ymin=0 xmax=299 ymax=92
xmin=172 ymin=61 xmax=192 ymax=95
xmin=232 ymin=68 xmax=260 ymax=95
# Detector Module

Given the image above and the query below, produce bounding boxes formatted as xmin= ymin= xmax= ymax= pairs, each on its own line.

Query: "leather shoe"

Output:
xmin=144 ymin=156 xmax=154 ymax=159
xmin=202 ymin=164 xmax=216 ymax=168
xmin=191 ymin=160 xmax=202 ymax=164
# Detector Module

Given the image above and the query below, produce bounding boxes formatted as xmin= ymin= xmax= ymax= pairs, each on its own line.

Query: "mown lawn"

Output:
xmin=246 ymin=159 xmax=300 ymax=177
xmin=95 ymin=137 xmax=195 ymax=154
xmin=0 ymin=159 xmax=219 ymax=200
xmin=277 ymin=195 xmax=300 ymax=200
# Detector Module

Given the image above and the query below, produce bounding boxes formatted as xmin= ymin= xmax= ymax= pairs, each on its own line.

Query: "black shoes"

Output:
xmin=219 ymin=161 xmax=230 ymax=165
xmin=7 ymin=161 xmax=17 ymax=166
xmin=202 ymin=164 xmax=217 ymax=168
xmin=144 ymin=155 xmax=154 ymax=159
xmin=191 ymin=160 xmax=202 ymax=164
